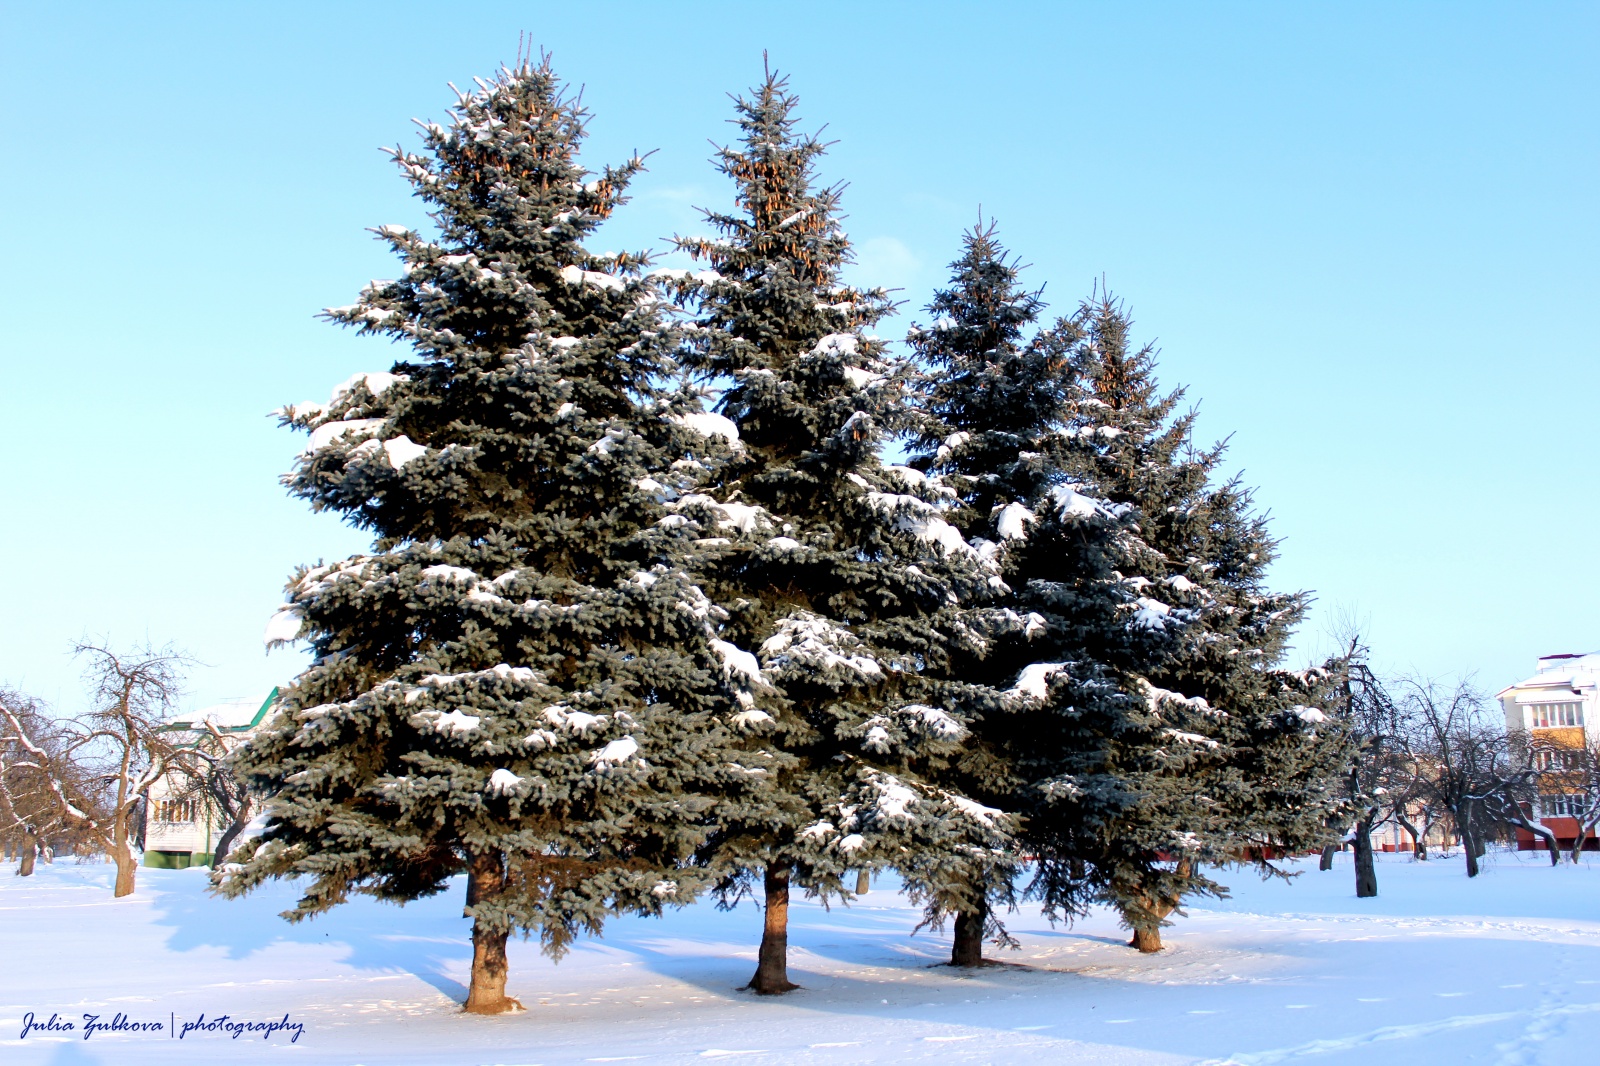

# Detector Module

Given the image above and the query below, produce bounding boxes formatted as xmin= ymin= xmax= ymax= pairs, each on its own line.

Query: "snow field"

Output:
xmin=2 ymin=852 xmax=1598 ymax=1064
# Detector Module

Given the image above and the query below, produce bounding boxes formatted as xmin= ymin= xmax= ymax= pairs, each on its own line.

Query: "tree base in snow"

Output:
xmin=1130 ymin=928 xmax=1164 ymax=953
xmin=744 ymin=973 xmax=800 ymax=996
xmin=112 ymin=849 xmax=137 ymax=898
xmin=946 ymin=956 xmax=1001 ymax=969
xmin=951 ymin=908 xmax=988 ymax=967
xmin=746 ymin=863 xmax=800 ymax=995
xmin=462 ymin=995 xmax=525 ymax=1015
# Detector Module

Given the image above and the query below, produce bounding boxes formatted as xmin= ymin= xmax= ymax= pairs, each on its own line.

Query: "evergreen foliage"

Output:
xmin=664 ymin=71 xmax=1012 ymax=992
xmin=904 ymin=223 xmax=1173 ymax=962
xmin=907 ymin=225 xmax=1346 ymax=959
xmin=1049 ymin=290 xmax=1348 ymax=949
xmin=221 ymin=60 xmax=760 ymax=1013
xmin=223 ymin=54 xmax=1348 ymax=1004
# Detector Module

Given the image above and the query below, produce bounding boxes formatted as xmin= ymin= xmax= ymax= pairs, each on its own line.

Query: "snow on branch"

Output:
xmin=559 ymin=264 xmax=626 ymax=293
xmin=994 ymin=502 xmax=1035 ymax=541
xmin=864 ymin=491 xmax=979 ymax=560
xmin=673 ymin=411 xmax=742 ymax=449
xmin=760 ymin=612 xmax=884 ymax=681
xmin=263 ymin=607 xmax=303 ymax=646
xmin=1125 ymin=596 xmax=1180 ymax=631
xmin=589 ymin=735 xmax=641 ymax=771
xmin=1007 ymin=662 xmax=1073 ymax=702
xmin=672 ymin=494 xmax=773 ymax=534
xmin=1050 ymin=483 xmax=1115 ymax=521
xmin=1139 ymin=680 xmax=1219 ymax=718
xmin=711 ymin=640 xmax=765 ymax=689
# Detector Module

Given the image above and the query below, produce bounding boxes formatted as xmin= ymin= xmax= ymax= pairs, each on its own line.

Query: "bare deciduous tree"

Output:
xmin=0 ymin=644 xmax=188 ymax=896
xmin=1523 ymin=735 xmax=1600 ymax=863
xmin=1393 ymin=678 xmax=1503 ymax=878
xmin=1385 ymin=772 xmax=1446 ymax=862
xmin=1479 ymin=730 xmax=1561 ymax=864
xmin=0 ymin=689 xmax=97 ymax=875
xmin=1329 ymin=641 xmax=1404 ymax=898
xmin=0 ymin=692 xmax=44 ymax=874
xmin=169 ymin=720 xmax=256 ymax=871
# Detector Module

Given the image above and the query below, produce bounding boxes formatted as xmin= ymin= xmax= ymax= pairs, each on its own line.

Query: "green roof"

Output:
xmin=240 ymin=686 xmax=280 ymax=730
xmin=162 ymin=687 xmax=279 ymax=734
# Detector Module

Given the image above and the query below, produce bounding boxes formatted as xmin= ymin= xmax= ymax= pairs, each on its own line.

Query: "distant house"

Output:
xmin=142 ymin=689 xmax=278 ymax=869
xmin=1497 ymin=653 xmax=1598 ymax=852
xmin=1371 ymin=809 xmax=1452 ymax=855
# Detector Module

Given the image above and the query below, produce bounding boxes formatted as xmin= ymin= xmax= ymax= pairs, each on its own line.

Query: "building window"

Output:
xmin=156 ymin=799 xmax=196 ymax=823
xmin=1539 ymin=794 xmax=1586 ymax=818
xmin=1534 ymin=748 xmax=1585 ymax=771
xmin=1530 ymin=702 xmax=1585 ymax=728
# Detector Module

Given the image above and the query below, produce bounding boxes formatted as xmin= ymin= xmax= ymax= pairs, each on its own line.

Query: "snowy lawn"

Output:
xmin=2 ymin=851 xmax=1598 ymax=1065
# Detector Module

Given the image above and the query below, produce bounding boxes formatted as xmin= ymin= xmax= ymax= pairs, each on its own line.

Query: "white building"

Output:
xmin=1497 ymin=653 xmax=1598 ymax=849
xmin=143 ymin=689 xmax=277 ymax=869
xmin=1499 ymin=653 xmax=1599 ymax=739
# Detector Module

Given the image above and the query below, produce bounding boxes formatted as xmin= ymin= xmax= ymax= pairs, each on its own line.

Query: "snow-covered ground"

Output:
xmin=2 ymin=851 xmax=1597 ymax=1065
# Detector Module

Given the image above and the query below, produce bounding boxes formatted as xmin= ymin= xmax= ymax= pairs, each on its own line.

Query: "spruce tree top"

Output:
xmin=909 ymin=223 xmax=1061 ymax=517
xmin=291 ymin=61 xmax=677 ymax=564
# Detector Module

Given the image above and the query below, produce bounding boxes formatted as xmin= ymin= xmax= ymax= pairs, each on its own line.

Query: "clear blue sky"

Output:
xmin=2 ymin=2 xmax=1595 ymax=714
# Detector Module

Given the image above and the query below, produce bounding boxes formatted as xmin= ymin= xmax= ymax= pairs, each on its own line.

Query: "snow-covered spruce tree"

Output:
xmin=1054 ymin=292 xmax=1349 ymax=951
xmin=220 ymin=61 xmax=759 ymax=1015
xmin=662 ymin=71 xmax=1013 ymax=994
xmin=905 ymin=223 xmax=1181 ymax=966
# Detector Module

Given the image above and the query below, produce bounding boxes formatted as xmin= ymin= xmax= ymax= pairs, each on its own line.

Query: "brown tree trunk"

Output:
xmin=1569 ymin=823 xmax=1594 ymax=865
xmin=112 ymin=837 xmax=137 ymax=897
xmin=951 ymin=900 xmax=988 ymax=967
xmin=1130 ymin=925 xmax=1164 ymax=953
xmin=1460 ymin=819 xmax=1480 ymax=878
xmin=212 ymin=799 xmax=253 ymax=867
xmin=112 ymin=802 xmax=138 ymax=897
xmin=1318 ymin=844 xmax=1337 ymax=871
xmin=18 ymin=829 xmax=36 ymax=877
xmin=855 ymin=869 xmax=870 ymax=895
xmin=1127 ymin=859 xmax=1189 ymax=952
xmin=746 ymin=862 xmax=799 ymax=994
xmin=1353 ymin=816 xmax=1378 ymax=897
xmin=1127 ymin=894 xmax=1177 ymax=953
xmin=1518 ymin=820 xmax=1560 ymax=866
xmin=109 ymin=738 xmax=135 ymax=897
xmin=462 ymin=852 xmax=522 ymax=1014
xmin=1393 ymin=812 xmax=1426 ymax=860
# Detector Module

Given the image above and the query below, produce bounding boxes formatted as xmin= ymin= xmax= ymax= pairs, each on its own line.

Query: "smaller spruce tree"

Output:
xmin=1056 ymin=292 xmax=1348 ymax=951
xmin=905 ymin=223 xmax=1177 ymax=965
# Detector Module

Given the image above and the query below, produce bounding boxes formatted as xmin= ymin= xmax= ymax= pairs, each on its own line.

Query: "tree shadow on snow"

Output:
xmin=507 ymin=893 xmax=1600 ymax=1062
xmin=146 ymin=869 xmax=471 ymax=1006
xmin=545 ymin=898 xmax=1093 ymax=1012
xmin=1026 ymin=929 xmax=1131 ymax=947
xmin=44 ymin=1043 xmax=104 ymax=1066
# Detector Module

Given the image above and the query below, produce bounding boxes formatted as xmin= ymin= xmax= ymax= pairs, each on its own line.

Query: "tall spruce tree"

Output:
xmin=905 ymin=223 xmax=1177 ymax=966
xmin=1055 ymin=292 xmax=1348 ymax=951
xmin=664 ymin=71 xmax=1012 ymax=993
xmin=220 ymin=60 xmax=759 ymax=1014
